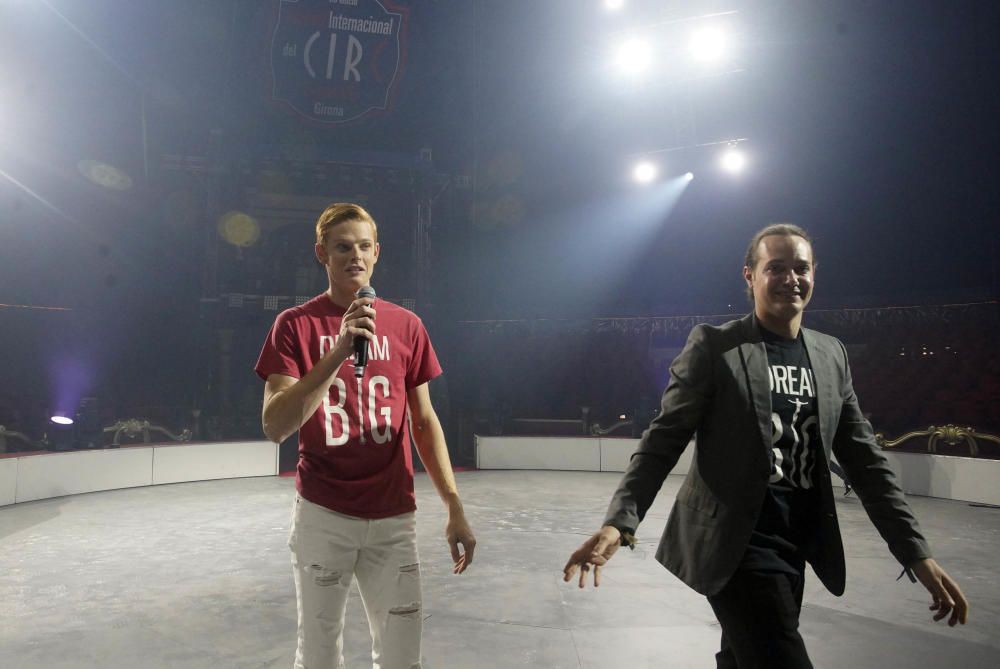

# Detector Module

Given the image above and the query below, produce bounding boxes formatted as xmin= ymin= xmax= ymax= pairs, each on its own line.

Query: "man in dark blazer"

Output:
xmin=563 ymin=224 xmax=968 ymax=668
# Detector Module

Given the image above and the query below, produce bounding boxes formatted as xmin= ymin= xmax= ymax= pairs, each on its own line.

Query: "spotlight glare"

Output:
xmin=603 ymin=0 xmax=625 ymax=10
xmin=616 ymin=38 xmax=652 ymax=76
xmin=685 ymin=172 xmax=695 ymax=180
xmin=690 ymin=27 xmax=728 ymax=63
xmin=632 ymin=160 xmax=658 ymax=183
xmin=51 ymin=415 xmax=74 ymax=425
xmin=218 ymin=211 xmax=261 ymax=248
xmin=77 ymin=160 xmax=133 ymax=191
xmin=721 ymin=149 xmax=746 ymax=174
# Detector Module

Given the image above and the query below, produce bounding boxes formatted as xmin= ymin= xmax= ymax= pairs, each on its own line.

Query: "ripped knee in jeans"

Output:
xmin=388 ymin=602 xmax=422 ymax=619
xmin=387 ymin=562 xmax=422 ymax=622
xmin=390 ymin=564 xmax=422 ymax=619
xmin=309 ymin=565 xmax=346 ymax=587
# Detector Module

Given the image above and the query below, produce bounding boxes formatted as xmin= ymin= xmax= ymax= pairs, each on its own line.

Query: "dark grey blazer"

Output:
xmin=604 ymin=313 xmax=931 ymax=597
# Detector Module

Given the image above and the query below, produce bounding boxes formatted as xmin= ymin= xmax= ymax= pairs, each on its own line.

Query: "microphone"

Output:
xmin=353 ymin=285 xmax=376 ymax=378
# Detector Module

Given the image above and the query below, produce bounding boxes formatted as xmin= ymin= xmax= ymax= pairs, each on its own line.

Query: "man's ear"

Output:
xmin=314 ymin=243 xmax=327 ymax=265
xmin=742 ymin=265 xmax=753 ymax=288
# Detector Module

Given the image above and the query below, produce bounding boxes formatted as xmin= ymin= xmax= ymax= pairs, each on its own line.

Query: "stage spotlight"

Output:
xmin=47 ymin=415 xmax=77 ymax=451
xmin=685 ymin=172 xmax=695 ymax=181
xmin=616 ymin=38 xmax=652 ymax=76
xmin=632 ymin=161 xmax=658 ymax=184
xmin=720 ymin=149 xmax=746 ymax=174
xmin=603 ymin=0 xmax=625 ymax=10
xmin=690 ymin=27 xmax=728 ymax=63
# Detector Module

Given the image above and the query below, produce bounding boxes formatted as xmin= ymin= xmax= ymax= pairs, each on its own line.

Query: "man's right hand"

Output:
xmin=562 ymin=525 xmax=622 ymax=589
xmin=333 ymin=296 xmax=376 ymax=359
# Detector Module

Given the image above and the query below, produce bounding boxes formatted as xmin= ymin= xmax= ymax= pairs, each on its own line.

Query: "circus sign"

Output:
xmin=271 ymin=0 xmax=407 ymax=124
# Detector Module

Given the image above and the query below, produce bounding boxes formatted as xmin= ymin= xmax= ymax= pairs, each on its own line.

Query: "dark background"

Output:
xmin=1 ymin=1 xmax=997 ymax=459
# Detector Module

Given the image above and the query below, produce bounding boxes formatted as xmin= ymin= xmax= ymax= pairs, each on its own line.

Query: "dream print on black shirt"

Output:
xmin=765 ymin=334 xmax=821 ymax=489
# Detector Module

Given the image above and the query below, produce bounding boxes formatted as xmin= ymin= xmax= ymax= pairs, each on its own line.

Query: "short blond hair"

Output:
xmin=315 ymin=203 xmax=378 ymax=246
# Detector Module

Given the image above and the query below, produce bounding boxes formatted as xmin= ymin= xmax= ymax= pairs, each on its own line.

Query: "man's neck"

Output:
xmin=325 ymin=287 xmax=355 ymax=310
xmin=756 ymin=311 xmax=801 ymax=340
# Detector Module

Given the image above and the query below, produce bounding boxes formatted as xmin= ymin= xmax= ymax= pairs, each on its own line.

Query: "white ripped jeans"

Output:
xmin=289 ymin=495 xmax=422 ymax=669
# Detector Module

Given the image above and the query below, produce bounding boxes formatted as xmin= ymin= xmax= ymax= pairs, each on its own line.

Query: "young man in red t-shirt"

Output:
xmin=255 ymin=203 xmax=476 ymax=669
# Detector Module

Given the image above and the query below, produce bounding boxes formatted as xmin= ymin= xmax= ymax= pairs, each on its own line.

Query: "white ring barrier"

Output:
xmin=0 ymin=441 xmax=278 ymax=507
xmin=475 ymin=436 xmax=1000 ymax=506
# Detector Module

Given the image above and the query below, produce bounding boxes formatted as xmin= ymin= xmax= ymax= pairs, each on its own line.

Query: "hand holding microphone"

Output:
xmin=334 ymin=285 xmax=376 ymax=376
xmin=351 ymin=285 xmax=376 ymax=377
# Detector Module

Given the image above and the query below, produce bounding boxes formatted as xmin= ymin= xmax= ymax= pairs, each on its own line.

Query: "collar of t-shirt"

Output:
xmin=315 ymin=293 xmax=351 ymax=316
xmin=760 ymin=324 xmax=802 ymax=349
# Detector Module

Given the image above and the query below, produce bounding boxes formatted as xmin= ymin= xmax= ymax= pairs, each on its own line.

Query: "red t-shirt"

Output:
xmin=255 ymin=294 xmax=442 ymax=518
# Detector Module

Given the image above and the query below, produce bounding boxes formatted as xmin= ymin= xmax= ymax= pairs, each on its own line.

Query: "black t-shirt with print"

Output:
xmin=741 ymin=326 xmax=823 ymax=575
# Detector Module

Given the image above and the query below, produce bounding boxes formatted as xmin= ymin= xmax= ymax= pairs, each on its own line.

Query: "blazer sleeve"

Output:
xmin=831 ymin=340 xmax=932 ymax=567
xmin=603 ymin=324 xmax=714 ymax=534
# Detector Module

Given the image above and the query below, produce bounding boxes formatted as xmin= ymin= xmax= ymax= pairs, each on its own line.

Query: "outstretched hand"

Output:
xmin=562 ymin=526 xmax=622 ymax=588
xmin=446 ymin=511 xmax=476 ymax=574
xmin=910 ymin=558 xmax=969 ymax=626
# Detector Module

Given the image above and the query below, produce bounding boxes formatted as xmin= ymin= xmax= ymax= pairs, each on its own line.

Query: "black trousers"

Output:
xmin=707 ymin=568 xmax=813 ymax=669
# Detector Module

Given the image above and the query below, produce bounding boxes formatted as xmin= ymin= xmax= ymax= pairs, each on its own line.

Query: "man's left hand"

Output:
xmin=446 ymin=511 xmax=476 ymax=574
xmin=910 ymin=558 xmax=969 ymax=626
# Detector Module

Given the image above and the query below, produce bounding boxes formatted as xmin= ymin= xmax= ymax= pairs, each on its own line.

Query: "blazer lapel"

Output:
xmin=801 ymin=328 xmax=835 ymax=459
xmin=738 ymin=315 xmax=773 ymax=452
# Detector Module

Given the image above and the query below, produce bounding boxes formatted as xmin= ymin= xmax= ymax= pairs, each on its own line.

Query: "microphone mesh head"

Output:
xmin=355 ymin=285 xmax=376 ymax=299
